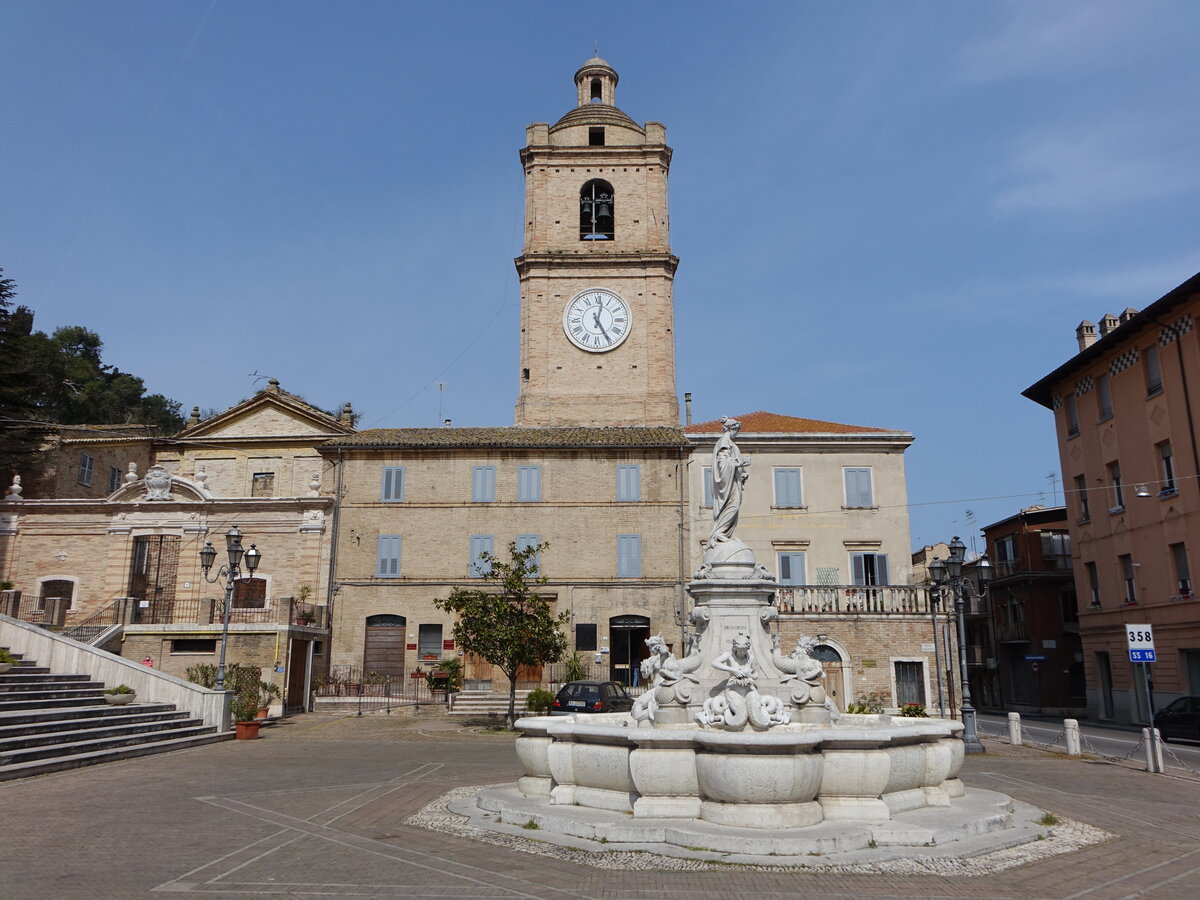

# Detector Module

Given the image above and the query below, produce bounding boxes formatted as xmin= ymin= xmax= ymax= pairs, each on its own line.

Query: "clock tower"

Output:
xmin=514 ymin=57 xmax=680 ymax=427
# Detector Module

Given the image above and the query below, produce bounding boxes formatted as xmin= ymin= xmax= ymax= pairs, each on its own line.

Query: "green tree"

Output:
xmin=433 ymin=541 xmax=569 ymax=728
xmin=0 ymin=269 xmax=43 ymax=478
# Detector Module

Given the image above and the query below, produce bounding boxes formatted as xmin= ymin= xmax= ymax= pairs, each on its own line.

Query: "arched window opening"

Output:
xmin=580 ymin=179 xmax=614 ymax=240
xmin=590 ymin=78 xmax=602 ymax=103
xmin=38 ymin=579 xmax=75 ymax=612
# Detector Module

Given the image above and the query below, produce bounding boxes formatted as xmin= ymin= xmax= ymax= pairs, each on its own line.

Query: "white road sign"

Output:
xmin=1126 ymin=624 xmax=1156 ymax=662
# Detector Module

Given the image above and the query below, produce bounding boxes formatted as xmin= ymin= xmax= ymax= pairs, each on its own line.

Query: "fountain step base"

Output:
xmin=454 ymin=784 xmax=1074 ymax=867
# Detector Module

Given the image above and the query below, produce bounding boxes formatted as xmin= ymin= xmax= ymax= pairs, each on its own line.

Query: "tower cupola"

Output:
xmin=575 ymin=56 xmax=618 ymax=107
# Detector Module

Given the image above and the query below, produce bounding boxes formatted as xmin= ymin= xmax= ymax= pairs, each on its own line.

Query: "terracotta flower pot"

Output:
xmin=235 ymin=721 xmax=262 ymax=740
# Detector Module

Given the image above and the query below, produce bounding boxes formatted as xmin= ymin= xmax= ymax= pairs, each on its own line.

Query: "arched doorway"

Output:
xmin=608 ymin=614 xmax=650 ymax=686
xmin=362 ymin=614 xmax=407 ymax=675
xmin=812 ymin=642 xmax=850 ymax=712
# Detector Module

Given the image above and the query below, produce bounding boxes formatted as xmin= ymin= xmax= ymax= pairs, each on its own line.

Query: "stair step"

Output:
xmin=0 ymin=723 xmax=218 ymax=765
xmin=0 ymin=703 xmax=179 ymax=727
xmin=0 ymin=716 xmax=205 ymax=753
xmin=0 ymin=708 xmax=189 ymax=739
xmin=0 ymin=673 xmax=93 ymax=685
xmin=0 ymin=686 xmax=105 ymax=702
xmin=0 ymin=678 xmax=100 ymax=692
xmin=0 ymin=696 xmax=109 ymax=712
xmin=0 ymin=731 xmax=234 ymax=782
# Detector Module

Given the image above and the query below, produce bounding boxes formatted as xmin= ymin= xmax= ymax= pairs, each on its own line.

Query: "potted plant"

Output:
xmin=104 ymin=684 xmax=137 ymax=706
xmin=257 ymin=680 xmax=282 ymax=718
xmin=296 ymin=608 xmax=317 ymax=626
xmin=0 ymin=647 xmax=17 ymax=675
xmin=230 ymin=693 xmax=263 ymax=739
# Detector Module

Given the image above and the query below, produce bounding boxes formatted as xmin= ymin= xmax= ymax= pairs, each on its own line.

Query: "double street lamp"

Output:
xmin=929 ymin=536 xmax=992 ymax=754
xmin=199 ymin=526 xmax=262 ymax=691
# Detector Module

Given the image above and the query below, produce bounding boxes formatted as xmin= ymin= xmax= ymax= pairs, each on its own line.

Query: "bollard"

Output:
xmin=1142 ymin=728 xmax=1164 ymax=773
xmin=1064 ymin=719 xmax=1081 ymax=756
xmin=1008 ymin=712 xmax=1022 ymax=746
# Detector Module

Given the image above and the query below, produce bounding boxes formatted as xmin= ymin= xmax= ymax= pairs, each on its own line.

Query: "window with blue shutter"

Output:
xmin=702 ymin=467 xmax=713 ymax=507
xmin=472 ymin=466 xmax=496 ymax=502
xmin=617 ymin=465 xmax=641 ymax=501
xmin=777 ymin=551 xmax=807 ymax=585
xmin=380 ymin=466 xmax=405 ymax=502
xmin=844 ymin=467 xmax=873 ymax=507
xmin=518 ymin=465 xmax=542 ymax=502
xmin=516 ymin=533 xmax=541 ymax=573
xmin=773 ymin=468 xmax=803 ymax=507
xmin=617 ymin=534 xmax=642 ymax=578
xmin=376 ymin=535 xmax=402 ymax=577
xmin=469 ymin=534 xmax=494 ymax=577
xmin=850 ymin=552 xmax=889 ymax=586
xmin=78 ymin=453 xmax=95 ymax=486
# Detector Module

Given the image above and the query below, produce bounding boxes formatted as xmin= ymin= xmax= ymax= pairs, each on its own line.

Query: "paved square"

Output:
xmin=1 ymin=710 xmax=1197 ymax=899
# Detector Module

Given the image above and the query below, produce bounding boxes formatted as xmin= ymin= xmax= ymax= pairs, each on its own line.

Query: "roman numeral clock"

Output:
xmin=563 ymin=289 xmax=631 ymax=352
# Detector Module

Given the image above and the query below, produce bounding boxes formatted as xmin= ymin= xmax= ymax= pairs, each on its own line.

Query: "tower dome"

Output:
xmin=575 ymin=56 xmax=618 ymax=107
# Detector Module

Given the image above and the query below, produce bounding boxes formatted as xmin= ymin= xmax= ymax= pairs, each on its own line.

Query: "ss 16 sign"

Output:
xmin=1126 ymin=624 xmax=1156 ymax=662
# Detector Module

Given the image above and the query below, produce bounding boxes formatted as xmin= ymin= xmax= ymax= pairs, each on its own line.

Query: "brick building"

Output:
xmin=1024 ymin=271 xmax=1200 ymax=723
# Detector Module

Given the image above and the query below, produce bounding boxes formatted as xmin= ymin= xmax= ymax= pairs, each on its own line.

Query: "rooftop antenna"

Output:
xmin=1046 ymin=471 xmax=1060 ymax=506
xmin=965 ymin=509 xmax=977 ymax=558
xmin=437 ymin=382 xmax=445 ymax=424
xmin=595 ymin=40 xmax=599 ymax=56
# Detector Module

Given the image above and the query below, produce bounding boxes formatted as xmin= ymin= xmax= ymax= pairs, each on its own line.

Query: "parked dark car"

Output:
xmin=1153 ymin=696 xmax=1200 ymax=742
xmin=550 ymin=680 xmax=634 ymax=715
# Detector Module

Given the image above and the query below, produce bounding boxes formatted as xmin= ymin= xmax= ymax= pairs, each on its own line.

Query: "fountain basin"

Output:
xmin=515 ymin=713 xmax=965 ymax=828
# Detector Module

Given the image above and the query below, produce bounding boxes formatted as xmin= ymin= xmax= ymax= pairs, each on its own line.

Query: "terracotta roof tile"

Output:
xmin=685 ymin=411 xmax=900 ymax=435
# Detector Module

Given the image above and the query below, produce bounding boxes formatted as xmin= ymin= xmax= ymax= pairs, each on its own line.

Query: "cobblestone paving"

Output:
xmin=1 ymin=709 xmax=1196 ymax=899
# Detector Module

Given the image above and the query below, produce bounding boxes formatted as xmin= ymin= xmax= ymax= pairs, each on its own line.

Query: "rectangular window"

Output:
xmin=1171 ymin=543 xmax=1191 ymax=597
xmin=777 ymin=551 xmax=807 ymax=585
xmin=1119 ymin=554 xmax=1136 ymax=604
xmin=575 ymin=623 xmax=598 ymax=651
xmin=1040 ymin=531 xmax=1071 ymax=568
xmin=78 ymin=453 xmax=95 ymax=486
xmin=844 ymin=467 xmax=873 ymax=508
xmin=617 ymin=534 xmax=642 ymax=578
xmin=893 ymin=660 xmax=926 ymax=707
xmin=108 ymin=466 xmax=122 ymax=494
xmin=418 ymin=624 xmax=443 ymax=660
xmin=773 ymin=468 xmax=803 ymax=508
xmin=381 ymin=466 xmax=405 ymax=502
xmin=1086 ymin=561 xmax=1101 ymax=607
xmin=588 ymin=126 xmax=605 ymax=146
xmin=1097 ymin=375 xmax=1113 ymax=419
xmin=616 ymin=465 xmax=641 ymax=501
xmin=1145 ymin=345 xmax=1163 ymax=394
xmin=516 ymin=533 xmax=541 ymax=574
xmin=1108 ymin=462 xmax=1124 ymax=511
xmin=469 ymin=534 xmax=494 ymax=577
xmin=1065 ymin=394 xmax=1079 ymax=436
xmin=171 ymin=638 xmax=216 ymax=654
xmin=851 ymin=552 xmax=889 ymax=585
xmin=517 ymin=465 xmax=542 ymax=502
xmin=376 ymin=535 xmax=402 ymax=577
xmin=1075 ymin=474 xmax=1090 ymax=521
xmin=251 ymin=472 xmax=275 ymax=497
xmin=702 ymin=466 xmax=713 ymax=507
xmin=1159 ymin=442 xmax=1177 ymax=494
xmin=472 ymin=466 xmax=496 ymax=503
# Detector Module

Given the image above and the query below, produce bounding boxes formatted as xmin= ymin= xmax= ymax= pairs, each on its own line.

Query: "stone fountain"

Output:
xmin=447 ymin=418 xmax=1062 ymax=864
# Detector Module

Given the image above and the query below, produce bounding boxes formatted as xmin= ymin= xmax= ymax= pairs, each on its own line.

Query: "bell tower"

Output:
xmin=514 ymin=57 xmax=680 ymax=427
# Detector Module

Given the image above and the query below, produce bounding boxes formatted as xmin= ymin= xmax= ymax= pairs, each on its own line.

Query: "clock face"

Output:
xmin=563 ymin=289 xmax=631 ymax=353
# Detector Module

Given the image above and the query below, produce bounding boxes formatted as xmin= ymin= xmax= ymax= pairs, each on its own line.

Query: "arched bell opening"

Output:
xmin=580 ymin=179 xmax=614 ymax=241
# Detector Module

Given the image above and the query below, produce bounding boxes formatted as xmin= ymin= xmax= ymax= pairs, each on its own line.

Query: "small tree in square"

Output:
xmin=434 ymin=540 xmax=568 ymax=728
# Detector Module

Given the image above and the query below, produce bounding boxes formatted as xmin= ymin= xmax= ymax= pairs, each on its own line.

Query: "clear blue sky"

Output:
xmin=4 ymin=1 xmax=1199 ymax=551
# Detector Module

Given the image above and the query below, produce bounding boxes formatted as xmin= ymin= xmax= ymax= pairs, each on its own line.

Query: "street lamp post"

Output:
xmin=928 ymin=536 xmax=991 ymax=754
xmin=199 ymin=526 xmax=263 ymax=691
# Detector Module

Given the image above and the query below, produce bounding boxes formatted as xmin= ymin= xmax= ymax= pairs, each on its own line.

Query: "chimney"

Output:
xmin=185 ymin=406 xmax=201 ymax=428
xmin=338 ymin=402 xmax=355 ymax=427
xmin=1075 ymin=321 xmax=1097 ymax=351
xmin=684 ymin=392 xmax=693 ymax=426
xmin=443 ymin=419 xmax=452 ymax=428
xmin=1098 ymin=312 xmax=1120 ymax=337
xmin=267 ymin=378 xmax=281 ymax=394
xmin=1120 ymin=306 xmax=1139 ymax=325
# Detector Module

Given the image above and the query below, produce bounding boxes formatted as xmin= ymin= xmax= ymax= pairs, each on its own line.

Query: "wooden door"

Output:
xmin=362 ymin=615 xmax=406 ymax=675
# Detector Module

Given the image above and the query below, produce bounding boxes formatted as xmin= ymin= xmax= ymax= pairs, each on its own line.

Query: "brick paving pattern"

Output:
xmin=0 ymin=708 xmax=1196 ymax=899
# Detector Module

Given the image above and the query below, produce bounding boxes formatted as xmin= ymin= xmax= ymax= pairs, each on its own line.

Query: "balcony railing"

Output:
xmin=3 ymin=593 xmax=328 ymax=631
xmin=992 ymin=556 xmax=1073 ymax=579
xmin=775 ymin=585 xmax=930 ymax=615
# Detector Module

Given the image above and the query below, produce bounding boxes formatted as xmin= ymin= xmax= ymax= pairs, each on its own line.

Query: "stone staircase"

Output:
xmin=0 ymin=651 xmax=232 ymax=781
xmin=448 ymin=689 xmax=534 ymax=718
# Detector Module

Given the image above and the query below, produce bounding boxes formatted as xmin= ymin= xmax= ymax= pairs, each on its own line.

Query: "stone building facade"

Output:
xmin=1024 ymin=271 xmax=1200 ymax=723
xmin=0 ymin=382 xmax=350 ymax=711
